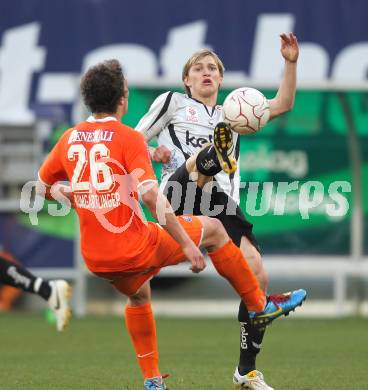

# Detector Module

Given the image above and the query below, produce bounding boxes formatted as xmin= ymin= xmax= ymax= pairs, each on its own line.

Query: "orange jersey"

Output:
xmin=39 ymin=116 xmax=159 ymax=272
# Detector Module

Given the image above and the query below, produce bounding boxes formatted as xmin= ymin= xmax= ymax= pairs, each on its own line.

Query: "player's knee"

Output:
xmin=209 ymin=217 xmax=226 ymax=237
xmin=127 ymin=283 xmax=151 ymax=306
xmin=201 ymin=217 xmax=229 ymax=249
xmin=213 ymin=218 xmax=228 ymax=240
xmin=185 ymin=155 xmax=196 ymax=174
xmin=128 ymin=293 xmax=150 ymax=307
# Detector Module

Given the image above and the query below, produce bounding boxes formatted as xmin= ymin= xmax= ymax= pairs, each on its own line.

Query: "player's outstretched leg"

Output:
xmin=251 ymin=289 xmax=307 ymax=327
xmin=213 ymin=121 xmax=237 ymax=174
xmin=48 ymin=280 xmax=73 ymax=332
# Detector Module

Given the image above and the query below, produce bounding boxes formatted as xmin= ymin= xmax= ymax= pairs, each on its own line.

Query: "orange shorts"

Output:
xmin=94 ymin=215 xmax=203 ymax=296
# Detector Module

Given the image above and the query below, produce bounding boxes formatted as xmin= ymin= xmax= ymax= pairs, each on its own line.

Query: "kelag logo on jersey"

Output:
xmin=1 ymin=0 xmax=368 ymax=125
xmin=186 ymin=131 xmax=213 ymax=148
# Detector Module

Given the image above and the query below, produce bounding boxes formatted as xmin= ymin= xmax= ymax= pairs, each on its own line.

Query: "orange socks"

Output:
xmin=208 ymin=240 xmax=266 ymax=312
xmin=125 ymin=303 xmax=160 ymax=379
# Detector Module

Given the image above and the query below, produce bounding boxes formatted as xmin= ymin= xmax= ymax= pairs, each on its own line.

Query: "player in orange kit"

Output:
xmin=37 ymin=59 xmax=282 ymax=389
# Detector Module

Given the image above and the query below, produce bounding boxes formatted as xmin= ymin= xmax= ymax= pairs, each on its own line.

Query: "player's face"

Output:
xmin=185 ymin=55 xmax=223 ymax=100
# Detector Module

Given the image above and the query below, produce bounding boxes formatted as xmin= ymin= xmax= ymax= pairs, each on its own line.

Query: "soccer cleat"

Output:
xmin=143 ymin=376 xmax=167 ymax=390
xmin=213 ymin=122 xmax=237 ymax=174
xmin=250 ymin=289 xmax=307 ymax=327
xmin=233 ymin=368 xmax=274 ymax=390
xmin=48 ymin=280 xmax=72 ymax=332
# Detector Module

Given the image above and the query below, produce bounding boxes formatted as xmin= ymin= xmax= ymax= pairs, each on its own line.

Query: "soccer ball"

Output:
xmin=222 ymin=87 xmax=270 ymax=134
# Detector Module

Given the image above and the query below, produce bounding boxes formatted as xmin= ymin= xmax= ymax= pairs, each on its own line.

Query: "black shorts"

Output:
xmin=163 ymin=163 xmax=261 ymax=253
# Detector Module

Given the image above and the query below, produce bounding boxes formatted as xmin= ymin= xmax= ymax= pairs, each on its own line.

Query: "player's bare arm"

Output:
xmin=140 ymin=181 xmax=205 ymax=273
xmin=268 ymin=32 xmax=299 ymax=120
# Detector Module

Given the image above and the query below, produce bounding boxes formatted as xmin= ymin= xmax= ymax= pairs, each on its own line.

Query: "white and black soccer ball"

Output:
xmin=223 ymin=87 xmax=270 ymax=134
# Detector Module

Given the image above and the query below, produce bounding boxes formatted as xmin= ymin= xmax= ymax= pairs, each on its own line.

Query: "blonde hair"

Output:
xmin=182 ymin=49 xmax=225 ymax=95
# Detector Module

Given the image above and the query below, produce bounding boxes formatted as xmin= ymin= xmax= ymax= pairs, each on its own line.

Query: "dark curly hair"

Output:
xmin=81 ymin=59 xmax=126 ymax=114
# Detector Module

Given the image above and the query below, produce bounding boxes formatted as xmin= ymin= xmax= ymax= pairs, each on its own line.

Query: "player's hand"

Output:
xmin=182 ymin=241 xmax=206 ymax=273
xmin=49 ymin=183 xmax=75 ymax=208
xmin=152 ymin=145 xmax=171 ymax=163
xmin=280 ymin=32 xmax=299 ymax=63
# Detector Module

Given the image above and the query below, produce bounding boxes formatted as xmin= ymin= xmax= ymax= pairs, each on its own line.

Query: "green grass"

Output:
xmin=0 ymin=314 xmax=367 ymax=389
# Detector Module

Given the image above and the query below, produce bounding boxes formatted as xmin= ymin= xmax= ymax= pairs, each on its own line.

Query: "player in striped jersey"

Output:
xmin=136 ymin=33 xmax=306 ymax=389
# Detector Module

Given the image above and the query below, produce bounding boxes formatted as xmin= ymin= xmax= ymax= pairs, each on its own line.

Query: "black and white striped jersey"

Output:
xmin=135 ymin=91 xmax=241 ymax=203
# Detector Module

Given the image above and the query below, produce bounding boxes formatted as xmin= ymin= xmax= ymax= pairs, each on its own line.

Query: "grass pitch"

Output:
xmin=0 ymin=313 xmax=366 ymax=389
